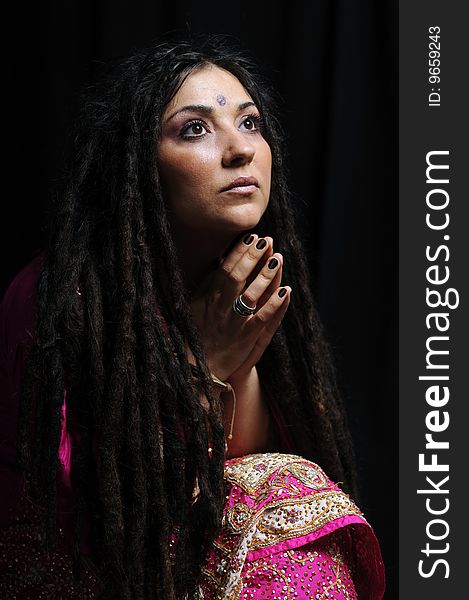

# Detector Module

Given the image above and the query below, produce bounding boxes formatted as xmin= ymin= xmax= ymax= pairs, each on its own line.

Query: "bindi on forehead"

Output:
xmin=216 ymin=94 xmax=226 ymax=106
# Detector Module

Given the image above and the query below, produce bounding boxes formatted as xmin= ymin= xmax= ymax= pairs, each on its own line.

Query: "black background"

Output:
xmin=4 ymin=1 xmax=397 ymax=596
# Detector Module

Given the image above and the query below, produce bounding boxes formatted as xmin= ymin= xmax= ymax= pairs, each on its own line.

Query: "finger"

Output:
xmin=246 ymin=285 xmax=291 ymax=335
xmin=244 ymin=237 xmax=274 ymax=288
xmin=231 ymin=236 xmax=273 ymax=286
xmin=218 ymin=233 xmax=259 ymax=275
xmin=193 ymin=233 xmax=258 ymax=301
xmin=241 ymin=253 xmax=283 ymax=309
xmin=217 ymin=236 xmax=272 ymax=312
xmin=242 ymin=287 xmax=292 ymax=366
xmin=255 ymin=258 xmax=283 ymax=311
xmin=208 ymin=233 xmax=258 ymax=305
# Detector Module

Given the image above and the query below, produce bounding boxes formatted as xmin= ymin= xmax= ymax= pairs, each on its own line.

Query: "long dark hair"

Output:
xmin=18 ymin=33 xmax=357 ymax=599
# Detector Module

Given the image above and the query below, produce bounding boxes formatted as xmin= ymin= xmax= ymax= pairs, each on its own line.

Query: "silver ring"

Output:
xmin=232 ymin=294 xmax=256 ymax=317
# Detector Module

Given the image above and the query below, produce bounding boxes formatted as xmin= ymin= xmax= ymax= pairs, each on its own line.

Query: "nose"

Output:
xmin=221 ymin=129 xmax=255 ymax=168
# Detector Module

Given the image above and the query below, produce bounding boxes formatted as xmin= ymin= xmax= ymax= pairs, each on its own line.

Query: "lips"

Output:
xmin=221 ymin=176 xmax=259 ymax=192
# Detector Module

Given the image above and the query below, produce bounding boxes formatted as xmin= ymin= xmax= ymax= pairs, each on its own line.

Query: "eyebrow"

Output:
xmin=166 ymin=101 xmax=257 ymax=122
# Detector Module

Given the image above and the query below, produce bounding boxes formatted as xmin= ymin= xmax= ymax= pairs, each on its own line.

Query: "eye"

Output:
xmin=239 ymin=114 xmax=262 ymax=132
xmin=180 ymin=119 xmax=209 ymax=139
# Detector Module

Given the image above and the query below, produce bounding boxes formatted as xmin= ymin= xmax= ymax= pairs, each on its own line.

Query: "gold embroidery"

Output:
xmin=224 ymin=503 xmax=253 ymax=533
xmin=284 ymin=461 xmax=329 ymax=490
xmin=286 ymin=547 xmax=320 ymax=564
xmin=243 ymin=562 xmax=293 ymax=599
xmin=315 ymin=562 xmax=352 ymax=599
xmin=224 ymin=453 xmax=329 ymax=495
xmin=251 ymin=491 xmax=362 ymax=550
xmin=212 ymin=540 xmax=231 ymax=555
xmin=200 ymin=566 xmax=220 ymax=586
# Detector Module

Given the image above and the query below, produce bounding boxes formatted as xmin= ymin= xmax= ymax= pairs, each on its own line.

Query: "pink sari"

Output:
xmin=198 ymin=454 xmax=385 ymax=599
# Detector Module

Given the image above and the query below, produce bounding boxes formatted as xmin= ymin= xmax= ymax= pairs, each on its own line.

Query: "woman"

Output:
xmin=0 ymin=35 xmax=385 ymax=598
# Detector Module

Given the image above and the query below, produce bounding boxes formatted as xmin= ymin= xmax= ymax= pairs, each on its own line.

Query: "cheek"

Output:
xmin=158 ymin=145 xmax=218 ymax=201
xmin=262 ymin=141 xmax=273 ymax=172
xmin=258 ymin=141 xmax=273 ymax=192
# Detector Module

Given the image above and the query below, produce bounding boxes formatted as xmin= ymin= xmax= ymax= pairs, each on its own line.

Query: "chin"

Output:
xmin=223 ymin=205 xmax=266 ymax=232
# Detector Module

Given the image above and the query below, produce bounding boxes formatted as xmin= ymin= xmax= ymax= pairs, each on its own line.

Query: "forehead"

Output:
xmin=167 ymin=65 xmax=253 ymax=110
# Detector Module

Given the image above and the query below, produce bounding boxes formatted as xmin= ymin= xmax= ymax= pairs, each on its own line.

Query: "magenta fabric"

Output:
xmin=238 ymin=538 xmax=359 ymax=599
xmin=1 ymin=258 xmax=385 ymax=598
xmin=198 ymin=454 xmax=385 ymax=599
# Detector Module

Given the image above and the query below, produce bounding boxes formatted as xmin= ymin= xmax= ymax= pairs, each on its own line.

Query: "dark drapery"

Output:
xmin=4 ymin=1 xmax=397 ymax=595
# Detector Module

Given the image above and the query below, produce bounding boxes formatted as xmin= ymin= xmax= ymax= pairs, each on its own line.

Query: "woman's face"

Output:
xmin=157 ymin=65 xmax=272 ymax=238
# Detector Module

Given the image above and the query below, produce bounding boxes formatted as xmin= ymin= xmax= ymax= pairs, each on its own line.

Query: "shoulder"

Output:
xmin=0 ymin=253 xmax=44 ymax=363
xmin=223 ymin=453 xmax=364 ymax=537
xmin=224 ymin=453 xmax=359 ymax=515
xmin=223 ymin=453 xmax=368 ymax=556
xmin=216 ymin=453 xmax=385 ymax=599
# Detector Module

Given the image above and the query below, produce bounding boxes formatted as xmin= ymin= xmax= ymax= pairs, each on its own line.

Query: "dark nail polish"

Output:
xmin=268 ymin=258 xmax=278 ymax=269
xmin=243 ymin=234 xmax=254 ymax=245
xmin=278 ymin=287 xmax=287 ymax=298
xmin=256 ymin=238 xmax=267 ymax=250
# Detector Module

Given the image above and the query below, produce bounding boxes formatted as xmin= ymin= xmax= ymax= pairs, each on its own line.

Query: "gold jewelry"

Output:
xmin=210 ymin=373 xmax=236 ymax=440
xmin=189 ymin=364 xmax=237 ymax=440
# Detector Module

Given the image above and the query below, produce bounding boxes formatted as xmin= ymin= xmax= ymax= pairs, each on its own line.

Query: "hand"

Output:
xmin=189 ymin=234 xmax=292 ymax=381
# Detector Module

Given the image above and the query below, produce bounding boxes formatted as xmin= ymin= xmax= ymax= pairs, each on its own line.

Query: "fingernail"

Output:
xmin=278 ymin=287 xmax=287 ymax=298
xmin=268 ymin=258 xmax=278 ymax=269
xmin=256 ymin=238 xmax=267 ymax=250
xmin=243 ymin=234 xmax=254 ymax=245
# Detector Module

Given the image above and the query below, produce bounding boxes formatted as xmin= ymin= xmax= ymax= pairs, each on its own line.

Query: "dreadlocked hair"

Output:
xmin=17 ymin=33 xmax=358 ymax=599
